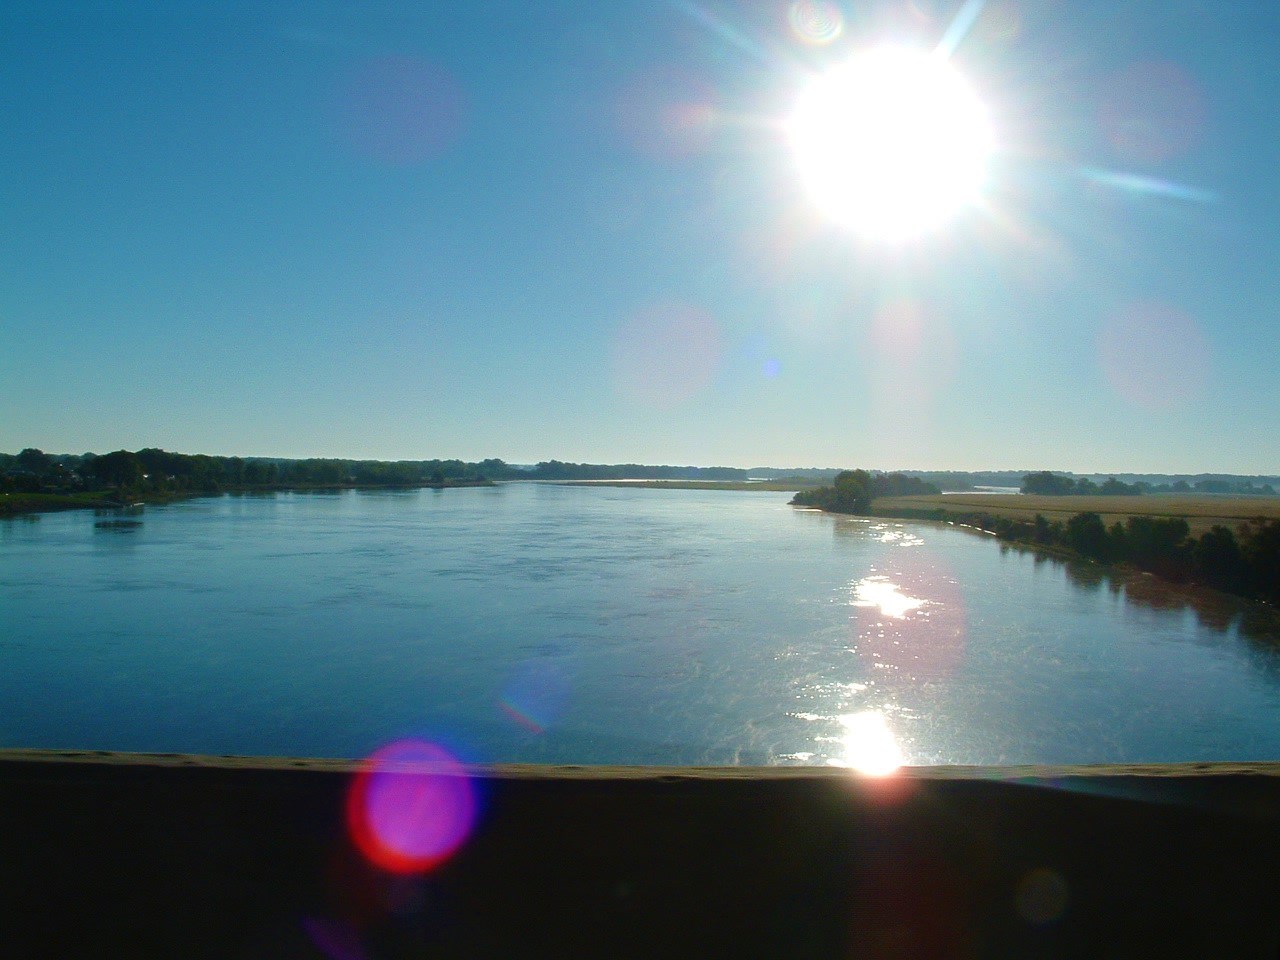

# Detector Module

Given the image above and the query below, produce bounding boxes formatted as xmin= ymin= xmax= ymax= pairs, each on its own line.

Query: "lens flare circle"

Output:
xmin=346 ymin=740 xmax=476 ymax=874
xmin=787 ymin=48 xmax=994 ymax=240
xmin=788 ymin=1 xmax=844 ymax=45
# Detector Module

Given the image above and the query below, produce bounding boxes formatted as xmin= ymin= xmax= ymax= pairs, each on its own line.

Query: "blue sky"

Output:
xmin=2 ymin=0 xmax=1277 ymax=472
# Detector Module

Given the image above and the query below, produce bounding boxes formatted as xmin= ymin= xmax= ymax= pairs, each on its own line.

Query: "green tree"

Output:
xmin=1100 ymin=477 xmax=1138 ymax=496
xmin=16 ymin=448 xmax=53 ymax=476
xmin=90 ymin=450 xmax=144 ymax=492
xmin=1021 ymin=472 xmax=1076 ymax=495
xmin=1193 ymin=526 xmax=1244 ymax=592
xmin=1032 ymin=514 xmax=1052 ymax=544
xmin=1124 ymin=516 xmax=1191 ymax=580
xmin=1066 ymin=512 xmax=1111 ymax=560
xmin=1239 ymin=519 xmax=1280 ymax=604
xmin=832 ymin=470 xmax=872 ymax=512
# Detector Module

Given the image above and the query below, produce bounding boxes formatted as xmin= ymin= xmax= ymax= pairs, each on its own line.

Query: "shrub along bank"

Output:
xmin=794 ymin=472 xmax=1280 ymax=606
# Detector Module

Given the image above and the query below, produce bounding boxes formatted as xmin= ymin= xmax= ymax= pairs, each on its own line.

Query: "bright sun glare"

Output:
xmin=788 ymin=47 xmax=994 ymax=241
xmin=833 ymin=711 xmax=904 ymax=776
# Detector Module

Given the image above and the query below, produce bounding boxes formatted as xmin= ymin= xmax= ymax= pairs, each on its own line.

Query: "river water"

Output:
xmin=3 ymin=483 xmax=1279 ymax=766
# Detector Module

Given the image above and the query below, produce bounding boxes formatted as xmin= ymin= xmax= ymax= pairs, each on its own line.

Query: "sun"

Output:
xmin=787 ymin=47 xmax=994 ymax=241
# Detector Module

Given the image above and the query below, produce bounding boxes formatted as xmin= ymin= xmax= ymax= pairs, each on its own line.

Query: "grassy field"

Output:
xmin=872 ymin=493 xmax=1280 ymax=535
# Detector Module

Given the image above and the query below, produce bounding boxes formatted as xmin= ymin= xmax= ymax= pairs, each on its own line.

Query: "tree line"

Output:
xmin=1020 ymin=471 xmax=1145 ymax=496
xmin=790 ymin=470 xmax=941 ymax=513
xmin=515 ymin=461 xmax=749 ymax=481
xmin=1019 ymin=470 xmax=1276 ymax=496
xmin=943 ymin=509 xmax=1279 ymax=607
xmin=1 ymin=448 xmax=767 ymax=496
xmin=0 ymin=448 xmax=498 ymax=495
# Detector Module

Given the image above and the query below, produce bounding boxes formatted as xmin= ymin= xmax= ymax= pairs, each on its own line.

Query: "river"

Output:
xmin=3 ymin=483 xmax=1279 ymax=766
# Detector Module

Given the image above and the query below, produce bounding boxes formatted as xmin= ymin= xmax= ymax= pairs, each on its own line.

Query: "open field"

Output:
xmin=872 ymin=493 xmax=1280 ymax=535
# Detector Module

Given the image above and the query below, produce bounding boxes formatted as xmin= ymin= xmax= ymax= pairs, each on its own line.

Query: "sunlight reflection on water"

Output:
xmin=828 ymin=710 xmax=904 ymax=775
xmin=868 ymin=523 xmax=925 ymax=547
xmin=851 ymin=576 xmax=926 ymax=618
xmin=5 ymin=486 xmax=1280 ymax=766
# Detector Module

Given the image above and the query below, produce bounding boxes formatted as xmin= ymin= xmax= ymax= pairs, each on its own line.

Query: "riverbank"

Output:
xmin=843 ymin=495 xmax=1279 ymax=608
xmin=0 ymin=479 xmax=494 ymax=517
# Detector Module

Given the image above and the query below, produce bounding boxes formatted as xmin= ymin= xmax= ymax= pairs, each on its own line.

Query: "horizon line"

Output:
xmin=2 ymin=446 xmax=1277 ymax=481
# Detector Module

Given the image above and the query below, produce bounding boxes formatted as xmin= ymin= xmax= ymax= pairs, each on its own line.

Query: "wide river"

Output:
xmin=4 ymin=483 xmax=1280 ymax=767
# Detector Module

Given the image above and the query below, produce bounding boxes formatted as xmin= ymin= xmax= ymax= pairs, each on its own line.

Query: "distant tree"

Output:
xmin=1100 ymin=477 xmax=1139 ymax=496
xmin=16 ymin=448 xmax=53 ymax=476
xmin=869 ymin=473 xmax=940 ymax=497
xmin=1195 ymin=479 xmax=1231 ymax=494
xmin=89 ymin=450 xmax=144 ymax=492
xmin=792 ymin=469 xmax=868 ymax=513
xmin=831 ymin=470 xmax=872 ymax=512
xmin=1021 ymin=472 xmax=1077 ymax=495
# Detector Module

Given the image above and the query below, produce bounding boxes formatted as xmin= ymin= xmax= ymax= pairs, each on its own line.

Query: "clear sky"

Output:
xmin=2 ymin=0 xmax=1277 ymax=473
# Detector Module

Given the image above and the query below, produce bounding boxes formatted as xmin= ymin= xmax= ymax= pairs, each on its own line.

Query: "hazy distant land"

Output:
xmin=555 ymin=479 xmax=822 ymax=491
xmin=2 ymin=447 xmax=1277 ymax=522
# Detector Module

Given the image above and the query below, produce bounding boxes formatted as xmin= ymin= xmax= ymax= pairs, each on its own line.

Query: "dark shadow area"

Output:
xmin=2 ymin=752 xmax=1279 ymax=959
